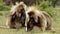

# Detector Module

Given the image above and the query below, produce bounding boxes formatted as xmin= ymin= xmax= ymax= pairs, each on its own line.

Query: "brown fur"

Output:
xmin=42 ymin=11 xmax=52 ymax=30
xmin=6 ymin=2 xmax=26 ymax=29
xmin=26 ymin=7 xmax=47 ymax=32
xmin=26 ymin=7 xmax=55 ymax=32
xmin=42 ymin=11 xmax=56 ymax=32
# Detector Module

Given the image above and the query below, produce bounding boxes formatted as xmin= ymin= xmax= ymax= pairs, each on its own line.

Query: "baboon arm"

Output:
xmin=25 ymin=13 xmax=29 ymax=27
xmin=40 ymin=14 xmax=47 ymax=32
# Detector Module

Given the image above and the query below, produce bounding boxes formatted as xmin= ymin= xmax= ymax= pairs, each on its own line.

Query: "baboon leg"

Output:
xmin=42 ymin=12 xmax=52 ymax=30
xmin=40 ymin=22 xmax=47 ymax=32
xmin=46 ymin=17 xmax=52 ymax=30
xmin=47 ymin=22 xmax=52 ymax=30
xmin=40 ymin=16 xmax=47 ymax=32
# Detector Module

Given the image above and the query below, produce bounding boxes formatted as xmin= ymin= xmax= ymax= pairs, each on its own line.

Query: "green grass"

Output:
xmin=0 ymin=9 xmax=60 ymax=34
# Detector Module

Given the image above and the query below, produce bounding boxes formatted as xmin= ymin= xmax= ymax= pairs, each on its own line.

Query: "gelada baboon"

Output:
xmin=26 ymin=7 xmax=55 ymax=32
xmin=26 ymin=7 xmax=47 ymax=32
xmin=6 ymin=2 xmax=27 ymax=29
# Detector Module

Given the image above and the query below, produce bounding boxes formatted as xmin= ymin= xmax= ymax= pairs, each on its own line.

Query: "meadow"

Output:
xmin=0 ymin=8 xmax=60 ymax=34
xmin=0 ymin=0 xmax=60 ymax=34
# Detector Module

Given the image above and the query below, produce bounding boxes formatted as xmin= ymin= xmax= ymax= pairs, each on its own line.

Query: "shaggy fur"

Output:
xmin=26 ymin=7 xmax=47 ymax=32
xmin=42 ymin=12 xmax=56 ymax=32
xmin=42 ymin=11 xmax=52 ymax=30
xmin=26 ymin=7 xmax=55 ymax=32
xmin=6 ymin=2 xmax=27 ymax=29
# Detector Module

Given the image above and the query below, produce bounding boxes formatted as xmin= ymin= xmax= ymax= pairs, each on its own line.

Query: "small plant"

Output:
xmin=35 ymin=1 xmax=57 ymax=17
xmin=0 ymin=3 xmax=11 ymax=11
xmin=36 ymin=1 xmax=50 ymax=10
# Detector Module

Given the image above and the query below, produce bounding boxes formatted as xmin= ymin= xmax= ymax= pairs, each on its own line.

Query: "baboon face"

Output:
xmin=16 ymin=8 xmax=26 ymax=27
xmin=27 ymin=17 xmax=35 ymax=31
xmin=16 ymin=8 xmax=25 ymax=17
xmin=26 ymin=10 xmax=41 ymax=31
xmin=28 ymin=11 xmax=36 ymax=24
xmin=26 ymin=12 xmax=36 ymax=31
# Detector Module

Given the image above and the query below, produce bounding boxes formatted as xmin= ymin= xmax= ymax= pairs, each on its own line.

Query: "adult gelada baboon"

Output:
xmin=6 ymin=2 xmax=27 ymax=30
xmin=26 ymin=7 xmax=47 ymax=32
xmin=26 ymin=7 xmax=55 ymax=32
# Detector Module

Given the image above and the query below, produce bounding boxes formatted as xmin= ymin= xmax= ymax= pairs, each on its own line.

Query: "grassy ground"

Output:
xmin=0 ymin=8 xmax=60 ymax=34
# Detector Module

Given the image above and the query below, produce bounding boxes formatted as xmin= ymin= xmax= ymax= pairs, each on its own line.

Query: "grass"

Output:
xmin=0 ymin=0 xmax=60 ymax=34
xmin=0 ymin=9 xmax=60 ymax=34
